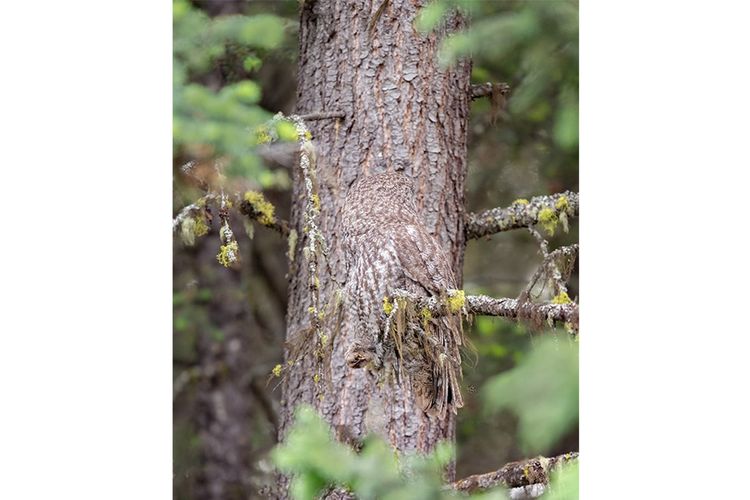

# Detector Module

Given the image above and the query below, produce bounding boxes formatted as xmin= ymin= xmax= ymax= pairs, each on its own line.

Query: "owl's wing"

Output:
xmin=389 ymin=223 xmax=464 ymax=415
xmin=394 ymin=224 xmax=457 ymax=294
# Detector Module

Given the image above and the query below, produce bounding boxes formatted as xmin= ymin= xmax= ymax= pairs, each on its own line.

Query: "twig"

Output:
xmin=519 ymin=244 xmax=579 ymax=303
xmin=297 ymin=111 xmax=345 ymax=121
xmin=173 ymin=361 xmax=225 ymax=401
xmin=238 ymin=199 xmax=291 ymax=237
xmin=471 ymin=82 xmax=511 ymax=100
xmin=172 ymin=193 xmax=217 ymax=232
xmin=466 ymin=191 xmax=579 ymax=240
xmin=451 ymin=452 xmax=579 ymax=492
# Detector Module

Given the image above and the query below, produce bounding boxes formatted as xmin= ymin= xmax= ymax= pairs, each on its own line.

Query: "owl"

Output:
xmin=341 ymin=172 xmax=464 ymax=416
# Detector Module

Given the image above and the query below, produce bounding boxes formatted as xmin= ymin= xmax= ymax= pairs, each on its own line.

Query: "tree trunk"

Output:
xmin=280 ymin=0 xmax=470 ymax=486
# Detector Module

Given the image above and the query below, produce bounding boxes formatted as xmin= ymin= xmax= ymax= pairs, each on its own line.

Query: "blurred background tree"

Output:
xmin=173 ymin=0 xmax=578 ymax=498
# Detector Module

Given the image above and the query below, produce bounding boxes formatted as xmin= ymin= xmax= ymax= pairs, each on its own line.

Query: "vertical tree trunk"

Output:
xmin=280 ymin=0 xmax=470 ymax=481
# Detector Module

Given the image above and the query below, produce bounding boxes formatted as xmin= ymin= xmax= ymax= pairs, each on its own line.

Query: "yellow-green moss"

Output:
xmin=313 ymin=373 xmax=320 ymax=384
xmin=304 ymin=130 xmax=312 ymax=141
xmin=194 ymin=215 xmax=209 ymax=237
xmin=446 ymin=290 xmax=466 ymax=313
xmin=311 ymin=193 xmax=321 ymax=212
xmin=272 ymin=364 xmax=282 ymax=377
xmin=538 ymin=207 xmax=558 ymax=236
xmin=255 ymin=125 xmax=272 ymax=145
xmin=552 ymin=291 xmax=572 ymax=304
xmin=555 ymin=195 xmax=569 ymax=212
xmin=420 ymin=307 xmax=432 ymax=321
xmin=420 ymin=307 xmax=432 ymax=331
xmin=383 ymin=296 xmax=393 ymax=315
xmin=243 ymin=190 xmax=276 ymax=226
xmin=514 ymin=198 xmax=530 ymax=205
xmin=216 ymin=241 xmax=239 ymax=267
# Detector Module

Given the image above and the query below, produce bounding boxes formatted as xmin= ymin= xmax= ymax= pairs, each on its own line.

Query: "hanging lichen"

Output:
xmin=538 ymin=207 xmax=558 ymax=236
xmin=217 ymin=239 xmax=239 ymax=267
xmin=216 ymin=197 xmax=240 ymax=268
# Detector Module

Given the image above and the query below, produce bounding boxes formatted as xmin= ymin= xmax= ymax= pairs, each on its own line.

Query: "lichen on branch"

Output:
xmin=466 ymin=191 xmax=579 ymax=239
xmin=451 ymin=452 xmax=579 ymax=492
xmin=391 ymin=289 xmax=579 ymax=332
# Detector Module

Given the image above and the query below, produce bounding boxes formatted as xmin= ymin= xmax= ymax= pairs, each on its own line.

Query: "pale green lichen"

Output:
xmin=555 ymin=195 xmax=569 ymax=212
xmin=242 ymin=218 xmax=255 ymax=240
xmin=538 ymin=207 xmax=558 ymax=236
xmin=272 ymin=364 xmax=282 ymax=377
xmin=180 ymin=217 xmax=196 ymax=246
xmin=243 ymin=191 xmax=276 ymax=226
xmin=383 ymin=296 xmax=394 ymax=315
xmin=313 ymin=373 xmax=320 ymax=384
xmin=552 ymin=291 xmax=572 ymax=304
xmin=216 ymin=240 xmax=239 ymax=267
xmin=446 ymin=290 xmax=465 ymax=313
xmin=287 ymin=229 xmax=298 ymax=261
xmin=514 ymin=198 xmax=530 ymax=205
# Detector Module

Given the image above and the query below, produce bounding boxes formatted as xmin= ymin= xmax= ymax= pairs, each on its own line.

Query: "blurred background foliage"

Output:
xmin=173 ymin=0 xmax=578 ymax=498
xmin=274 ymin=404 xmax=578 ymax=499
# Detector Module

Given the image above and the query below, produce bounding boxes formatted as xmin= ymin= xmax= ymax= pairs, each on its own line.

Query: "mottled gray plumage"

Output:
xmin=342 ymin=172 xmax=464 ymax=416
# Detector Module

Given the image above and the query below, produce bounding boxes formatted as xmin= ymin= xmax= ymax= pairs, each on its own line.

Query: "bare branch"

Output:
xmin=466 ymin=191 xmax=579 ymax=240
xmin=451 ymin=452 xmax=579 ymax=492
xmin=519 ymin=244 xmax=579 ymax=304
xmin=172 ymin=193 xmax=217 ymax=232
xmin=471 ymin=82 xmax=511 ymax=100
xmin=391 ymin=290 xmax=579 ymax=331
xmin=297 ymin=111 xmax=345 ymax=121
xmin=470 ymin=295 xmax=578 ymax=331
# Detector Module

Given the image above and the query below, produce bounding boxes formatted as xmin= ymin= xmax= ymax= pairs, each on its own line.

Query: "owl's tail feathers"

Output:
xmin=417 ymin=361 xmax=464 ymax=418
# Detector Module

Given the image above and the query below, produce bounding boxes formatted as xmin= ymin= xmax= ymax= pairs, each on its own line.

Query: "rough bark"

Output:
xmin=279 ymin=0 xmax=471 ymax=490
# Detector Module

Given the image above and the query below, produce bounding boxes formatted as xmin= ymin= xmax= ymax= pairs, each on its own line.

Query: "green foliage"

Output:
xmin=482 ymin=337 xmax=578 ymax=454
xmin=546 ymin=461 xmax=579 ymax=500
xmin=419 ymin=0 xmax=579 ymax=179
xmin=173 ymin=0 xmax=290 ymax=183
xmin=272 ymin=405 xmax=509 ymax=499
xmin=415 ymin=2 xmax=448 ymax=33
